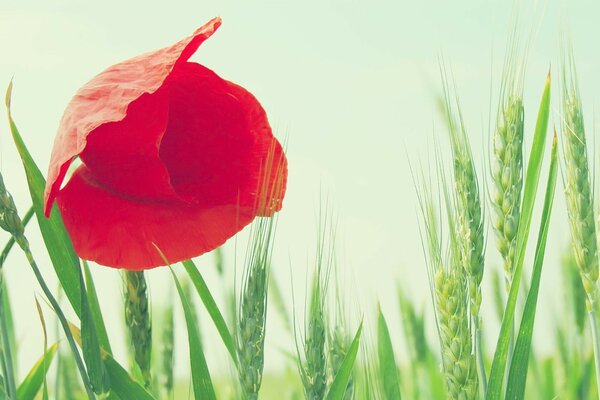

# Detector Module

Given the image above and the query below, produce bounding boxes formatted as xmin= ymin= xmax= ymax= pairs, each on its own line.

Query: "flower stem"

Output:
xmin=22 ymin=246 xmax=96 ymax=400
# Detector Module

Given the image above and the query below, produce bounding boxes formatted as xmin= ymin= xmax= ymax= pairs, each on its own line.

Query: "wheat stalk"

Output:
xmin=419 ymin=187 xmax=479 ymax=400
xmin=491 ymin=96 xmax=524 ymax=286
xmin=124 ymin=270 xmax=152 ymax=388
xmin=439 ymin=71 xmax=486 ymax=392
xmin=560 ymin=55 xmax=600 ymax=395
xmin=161 ymin=301 xmax=175 ymax=398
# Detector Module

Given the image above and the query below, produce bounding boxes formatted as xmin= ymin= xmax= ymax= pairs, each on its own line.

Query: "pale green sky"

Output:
xmin=0 ymin=0 xmax=599 ymax=382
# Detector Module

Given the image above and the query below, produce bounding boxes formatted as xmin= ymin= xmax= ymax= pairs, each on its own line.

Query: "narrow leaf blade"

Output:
xmin=506 ymin=133 xmax=558 ymax=399
xmin=326 ymin=322 xmax=363 ymax=400
xmin=16 ymin=344 xmax=58 ymax=400
xmin=183 ymin=259 xmax=236 ymax=363
xmin=487 ymin=72 xmax=551 ymax=399
xmin=5 ymin=83 xmax=82 ymax=317
xmin=377 ymin=306 xmax=401 ymax=399
xmin=83 ymin=261 xmax=112 ymax=354
xmin=172 ymin=269 xmax=216 ymax=400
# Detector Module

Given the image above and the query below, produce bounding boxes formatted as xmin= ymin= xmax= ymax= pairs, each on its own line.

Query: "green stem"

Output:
xmin=588 ymin=309 xmax=600 ymax=397
xmin=22 ymin=247 xmax=96 ymax=400
xmin=0 ymin=206 xmax=33 ymax=268
xmin=474 ymin=319 xmax=487 ymax=396
xmin=0 ymin=282 xmax=17 ymax=400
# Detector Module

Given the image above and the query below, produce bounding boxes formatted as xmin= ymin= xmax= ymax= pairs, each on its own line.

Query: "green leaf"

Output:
xmin=80 ymin=267 xmax=110 ymax=394
xmin=103 ymin=357 xmax=154 ymax=400
xmin=5 ymin=83 xmax=82 ymax=317
xmin=16 ymin=343 xmax=58 ymax=400
xmin=506 ymin=133 xmax=558 ymax=399
xmin=183 ymin=259 xmax=237 ymax=364
xmin=377 ymin=306 xmax=401 ymax=399
xmin=83 ymin=261 xmax=112 ymax=354
xmin=172 ymin=269 xmax=216 ymax=400
xmin=487 ymin=71 xmax=551 ymax=399
xmin=326 ymin=322 xmax=363 ymax=400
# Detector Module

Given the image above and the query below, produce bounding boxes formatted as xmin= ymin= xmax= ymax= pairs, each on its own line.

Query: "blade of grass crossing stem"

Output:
xmin=487 ymin=72 xmax=551 ymax=400
xmin=171 ymin=269 xmax=216 ymax=400
xmin=506 ymin=133 xmax=558 ymax=398
xmin=377 ymin=306 xmax=401 ymax=399
xmin=16 ymin=343 xmax=58 ymax=400
xmin=326 ymin=322 xmax=363 ymax=400
xmin=82 ymin=261 xmax=112 ymax=354
xmin=103 ymin=357 xmax=155 ymax=400
xmin=80 ymin=267 xmax=110 ymax=394
xmin=183 ymin=259 xmax=237 ymax=364
xmin=0 ymin=206 xmax=33 ymax=267
xmin=69 ymin=324 xmax=153 ymax=400
xmin=5 ymin=83 xmax=82 ymax=317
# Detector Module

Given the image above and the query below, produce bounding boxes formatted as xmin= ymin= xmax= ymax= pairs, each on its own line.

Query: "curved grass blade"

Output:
xmin=326 ymin=321 xmax=363 ymax=400
xmin=377 ymin=306 xmax=401 ymax=399
xmin=80 ymin=267 xmax=110 ymax=394
xmin=183 ymin=259 xmax=237 ymax=364
xmin=486 ymin=71 xmax=551 ymax=399
xmin=171 ymin=269 xmax=216 ymax=400
xmin=16 ymin=343 xmax=58 ymax=400
xmin=0 ymin=206 xmax=33 ymax=267
xmin=82 ymin=261 xmax=111 ymax=354
xmin=506 ymin=133 xmax=558 ymax=399
xmin=5 ymin=83 xmax=82 ymax=317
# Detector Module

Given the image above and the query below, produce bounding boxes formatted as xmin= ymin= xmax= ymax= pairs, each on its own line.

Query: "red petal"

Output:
xmin=44 ymin=17 xmax=222 ymax=216
xmin=159 ymin=62 xmax=288 ymax=214
xmin=78 ymin=88 xmax=183 ymax=203
xmin=57 ymin=165 xmax=254 ymax=269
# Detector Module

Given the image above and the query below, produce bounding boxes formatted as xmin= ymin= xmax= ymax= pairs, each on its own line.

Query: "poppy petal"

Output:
xmin=44 ymin=17 xmax=222 ymax=216
xmin=159 ymin=62 xmax=288 ymax=214
xmin=57 ymin=165 xmax=254 ymax=269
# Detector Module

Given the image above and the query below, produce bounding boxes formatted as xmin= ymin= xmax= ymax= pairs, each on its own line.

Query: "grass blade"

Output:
xmin=0 ymin=276 xmax=17 ymax=399
xmin=171 ymin=269 xmax=216 ymax=400
xmin=486 ymin=71 xmax=551 ymax=399
xmin=183 ymin=259 xmax=236 ymax=364
xmin=80 ymin=267 xmax=110 ymax=394
xmin=5 ymin=82 xmax=82 ymax=317
xmin=325 ymin=321 xmax=362 ymax=400
xmin=16 ymin=343 xmax=58 ymax=400
xmin=82 ymin=261 xmax=111 ymax=354
xmin=103 ymin=357 xmax=154 ymax=400
xmin=505 ymin=133 xmax=558 ymax=398
xmin=377 ymin=306 xmax=401 ymax=399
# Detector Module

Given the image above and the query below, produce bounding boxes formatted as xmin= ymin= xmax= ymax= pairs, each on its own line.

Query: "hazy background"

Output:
xmin=0 ymin=0 xmax=598 ymax=384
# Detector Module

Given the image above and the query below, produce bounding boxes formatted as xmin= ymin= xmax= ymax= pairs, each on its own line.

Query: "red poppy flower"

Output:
xmin=43 ymin=17 xmax=287 ymax=270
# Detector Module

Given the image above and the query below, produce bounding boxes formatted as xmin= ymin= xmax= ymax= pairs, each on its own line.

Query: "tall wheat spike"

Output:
xmin=439 ymin=69 xmax=486 ymax=392
xmin=236 ymin=140 xmax=284 ymax=399
xmin=490 ymin=32 xmax=526 ymax=290
xmin=560 ymin=53 xmax=600 ymax=395
xmin=124 ymin=270 xmax=152 ymax=388
xmin=419 ymin=185 xmax=479 ymax=399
